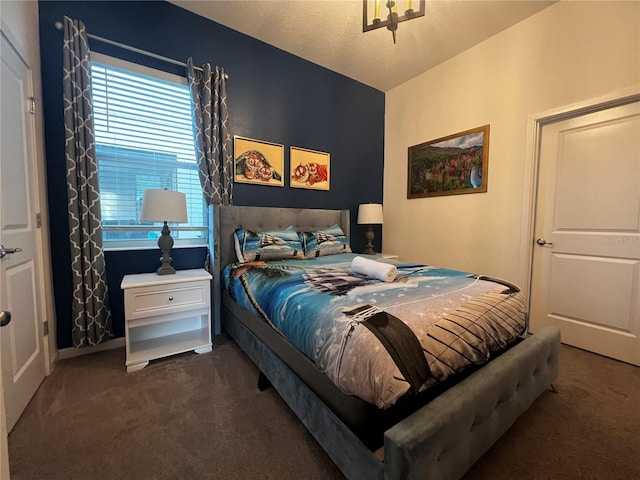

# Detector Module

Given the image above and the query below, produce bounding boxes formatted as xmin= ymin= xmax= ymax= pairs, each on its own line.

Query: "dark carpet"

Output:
xmin=8 ymin=335 xmax=640 ymax=480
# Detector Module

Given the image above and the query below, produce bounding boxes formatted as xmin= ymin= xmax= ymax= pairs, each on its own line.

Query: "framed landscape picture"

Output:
xmin=290 ymin=146 xmax=330 ymax=190
xmin=234 ymin=136 xmax=284 ymax=187
xmin=407 ymin=125 xmax=489 ymax=198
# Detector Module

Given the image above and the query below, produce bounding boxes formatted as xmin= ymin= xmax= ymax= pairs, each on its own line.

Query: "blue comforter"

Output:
xmin=223 ymin=253 xmax=527 ymax=408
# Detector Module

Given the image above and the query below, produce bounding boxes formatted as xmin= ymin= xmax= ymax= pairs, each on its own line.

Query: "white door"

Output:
xmin=0 ymin=29 xmax=47 ymax=432
xmin=530 ymin=100 xmax=640 ymax=366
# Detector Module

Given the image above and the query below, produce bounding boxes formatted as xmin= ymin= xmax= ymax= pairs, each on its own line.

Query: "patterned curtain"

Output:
xmin=187 ymin=59 xmax=233 ymax=206
xmin=63 ymin=16 xmax=112 ymax=347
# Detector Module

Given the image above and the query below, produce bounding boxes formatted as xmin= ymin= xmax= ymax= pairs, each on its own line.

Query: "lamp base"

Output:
xmin=363 ymin=226 xmax=376 ymax=255
xmin=156 ymin=222 xmax=176 ymax=275
xmin=157 ymin=263 xmax=176 ymax=275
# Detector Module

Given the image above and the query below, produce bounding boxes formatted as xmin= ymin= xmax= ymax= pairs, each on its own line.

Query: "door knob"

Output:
xmin=0 ymin=244 xmax=22 ymax=259
xmin=536 ymin=238 xmax=554 ymax=247
xmin=0 ymin=310 xmax=11 ymax=327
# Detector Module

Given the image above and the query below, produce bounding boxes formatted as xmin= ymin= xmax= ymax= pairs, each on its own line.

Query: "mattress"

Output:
xmin=222 ymin=253 xmax=528 ymax=409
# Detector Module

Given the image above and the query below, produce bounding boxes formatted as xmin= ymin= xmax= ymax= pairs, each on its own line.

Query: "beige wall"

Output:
xmin=384 ymin=1 xmax=640 ymax=287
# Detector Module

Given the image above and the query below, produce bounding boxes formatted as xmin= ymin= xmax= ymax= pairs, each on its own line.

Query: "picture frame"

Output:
xmin=407 ymin=125 xmax=489 ymax=198
xmin=234 ymin=136 xmax=285 ymax=187
xmin=290 ymin=146 xmax=330 ymax=191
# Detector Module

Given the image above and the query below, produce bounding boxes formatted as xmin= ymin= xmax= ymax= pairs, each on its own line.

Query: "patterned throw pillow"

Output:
xmin=300 ymin=224 xmax=351 ymax=258
xmin=234 ymin=226 xmax=305 ymax=263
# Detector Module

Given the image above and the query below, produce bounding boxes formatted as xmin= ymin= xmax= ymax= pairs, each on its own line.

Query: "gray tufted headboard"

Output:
xmin=212 ymin=205 xmax=350 ymax=333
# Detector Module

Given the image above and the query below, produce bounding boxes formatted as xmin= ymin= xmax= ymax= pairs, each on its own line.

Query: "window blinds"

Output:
xmin=91 ymin=60 xmax=206 ymax=248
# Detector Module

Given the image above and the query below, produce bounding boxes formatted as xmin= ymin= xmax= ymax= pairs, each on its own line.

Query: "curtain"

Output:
xmin=187 ymin=59 xmax=233 ymax=206
xmin=63 ymin=16 xmax=113 ymax=347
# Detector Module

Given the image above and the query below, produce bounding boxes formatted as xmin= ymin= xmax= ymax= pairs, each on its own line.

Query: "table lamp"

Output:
xmin=140 ymin=189 xmax=188 ymax=275
xmin=357 ymin=203 xmax=383 ymax=255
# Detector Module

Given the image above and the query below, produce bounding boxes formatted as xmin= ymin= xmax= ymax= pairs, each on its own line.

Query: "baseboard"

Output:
xmin=58 ymin=337 xmax=125 ymax=360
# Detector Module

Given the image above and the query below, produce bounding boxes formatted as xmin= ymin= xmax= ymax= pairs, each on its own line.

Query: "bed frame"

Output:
xmin=213 ymin=205 xmax=560 ymax=480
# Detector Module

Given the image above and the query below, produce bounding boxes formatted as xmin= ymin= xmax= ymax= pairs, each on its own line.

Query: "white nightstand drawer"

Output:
xmin=125 ymin=281 xmax=208 ymax=320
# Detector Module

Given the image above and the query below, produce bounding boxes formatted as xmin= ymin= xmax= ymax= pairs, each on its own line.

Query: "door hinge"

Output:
xmin=36 ymin=212 xmax=42 ymax=228
xmin=43 ymin=320 xmax=49 ymax=336
xmin=28 ymin=97 xmax=39 ymax=114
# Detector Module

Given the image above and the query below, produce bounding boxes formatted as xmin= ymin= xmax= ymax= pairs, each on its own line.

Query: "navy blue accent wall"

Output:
xmin=38 ymin=1 xmax=384 ymax=349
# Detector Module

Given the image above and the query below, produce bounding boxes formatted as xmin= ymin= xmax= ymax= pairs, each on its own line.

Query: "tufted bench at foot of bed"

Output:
xmin=383 ymin=326 xmax=561 ymax=480
xmin=224 ymin=291 xmax=560 ymax=480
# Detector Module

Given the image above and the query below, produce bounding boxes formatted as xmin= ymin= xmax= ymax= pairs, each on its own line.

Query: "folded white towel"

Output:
xmin=351 ymin=256 xmax=397 ymax=282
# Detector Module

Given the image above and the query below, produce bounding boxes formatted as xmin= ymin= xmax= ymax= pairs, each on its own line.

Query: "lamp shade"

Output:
xmin=357 ymin=203 xmax=383 ymax=225
xmin=140 ymin=189 xmax=188 ymax=223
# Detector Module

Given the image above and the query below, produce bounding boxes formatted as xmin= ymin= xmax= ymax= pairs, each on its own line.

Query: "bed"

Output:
xmin=213 ymin=205 xmax=560 ymax=480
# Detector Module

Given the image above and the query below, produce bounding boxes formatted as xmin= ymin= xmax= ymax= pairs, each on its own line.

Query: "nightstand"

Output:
xmin=376 ymin=253 xmax=399 ymax=260
xmin=121 ymin=268 xmax=213 ymax=372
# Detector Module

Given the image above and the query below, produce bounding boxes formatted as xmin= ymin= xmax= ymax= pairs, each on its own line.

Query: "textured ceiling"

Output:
xmin=169 ymin=0 xmax=554 ymax=92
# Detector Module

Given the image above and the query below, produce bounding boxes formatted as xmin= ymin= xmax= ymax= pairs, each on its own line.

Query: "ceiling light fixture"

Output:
xmin=363 ymin=0 xmax=425 ymax=44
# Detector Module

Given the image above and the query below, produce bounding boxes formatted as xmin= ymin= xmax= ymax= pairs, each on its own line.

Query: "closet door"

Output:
xmin=530 ymin=100 xmax=640 ymax=366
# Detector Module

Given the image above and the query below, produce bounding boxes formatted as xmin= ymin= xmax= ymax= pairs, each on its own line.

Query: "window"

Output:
xmin=90 ymin=53 xmax=206 ymax=249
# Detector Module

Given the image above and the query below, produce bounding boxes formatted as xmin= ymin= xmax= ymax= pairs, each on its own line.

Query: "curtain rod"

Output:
xmin=54 ymin=21 xmax=229 ymax=79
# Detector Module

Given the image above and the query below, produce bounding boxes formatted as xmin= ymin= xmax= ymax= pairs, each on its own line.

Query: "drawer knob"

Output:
xmin=168 ymin=296 xmax=174 ymax=301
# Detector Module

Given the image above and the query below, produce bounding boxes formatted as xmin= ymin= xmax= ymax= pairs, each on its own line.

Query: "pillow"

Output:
xmin=234 ymin=226 xmax=305 ymax=263
xmin=300 ymin=224 xmax=351 ymax=258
